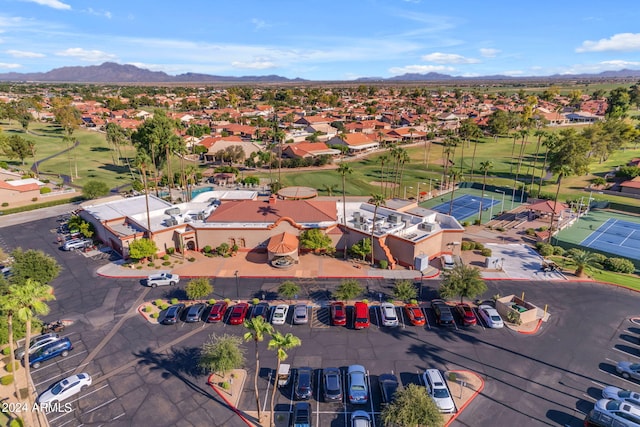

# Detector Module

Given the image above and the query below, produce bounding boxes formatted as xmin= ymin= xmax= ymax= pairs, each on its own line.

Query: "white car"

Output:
xmin=478 ymin=305 xmax=504 ymax=328
xmin=37 ymin=373 xmax=92 ymax=405
xmin=272 ymin=304 xmax=289 ymax=325
xmin=380 ymin=302 xmax=399 ymax=327
xmin=146 ymin=273 xmax=180 ymax=287
xmin=423 ymin=369 xmax=456 ymax=413
xmin=603 ymin=385 xmax=640 ymax=406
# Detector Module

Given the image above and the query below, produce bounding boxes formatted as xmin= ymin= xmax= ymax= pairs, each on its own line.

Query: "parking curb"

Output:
xmin=444 ymin=370 xmax=485 ymax=427
xmin=207 ymin=373 xmax=253 ymax=427
xmin=518 ymin=319 xmax=543 ymax=335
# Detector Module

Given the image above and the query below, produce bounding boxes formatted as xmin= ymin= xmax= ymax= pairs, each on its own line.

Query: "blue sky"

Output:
xmin=1 ymin=0 xmax=640 ymax=80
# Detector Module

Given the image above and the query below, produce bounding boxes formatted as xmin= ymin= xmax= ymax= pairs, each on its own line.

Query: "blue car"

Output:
xmin=28 ymin=337 xmax=73 ymax=369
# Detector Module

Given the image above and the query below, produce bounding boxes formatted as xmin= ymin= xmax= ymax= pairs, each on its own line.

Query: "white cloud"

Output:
xmin=23 ymin=0 xmax=71 ymax=10
xmin=6 ymin=49 xmax=44 ymax=58
xmin=85 ymin=8 xmax=112 ymax=19
xmin=251 ymin=18 xmax=270 ymax=31
xmin=421 ymin=52 xmax=479 ymax=64
xmin=576 ymin=33 xmax=640 ymax=52
xmin=479 ymin=48 xmax=500 ymax=58
xmin=231 ymin=59 xmax=276 ymax=70
xmin=388 ymin=64 xmax=455 ymax=75
xmin=0 ymin=63 xmax=21 ymax=69
xmin=55 ymin=48 xmax=117 ymax=62
xmin=559 ymin=60 xmax=640 ymax=74
xmin=502 ymin=70 xmax=524 ymax=76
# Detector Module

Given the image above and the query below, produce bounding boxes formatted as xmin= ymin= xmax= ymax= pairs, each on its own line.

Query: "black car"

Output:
xmin=162 ymin=303 xmax=185 ymax=325
xmin=295 ymin=367 xmax=313 ymax=400
xmin=292 ymin=402 xmax=312 ymax=427
xmin=323 ymin=367 xmax=343 ymax=401
xmin=431 ymin=299 xmax=455 ymax=326
xmin=252 ymin=302 xmax=270 ymax=319
xmin=378 ymin=373 xmax=399 ymax=405
xmin=185 ymin=303 xmax=206 ymax=323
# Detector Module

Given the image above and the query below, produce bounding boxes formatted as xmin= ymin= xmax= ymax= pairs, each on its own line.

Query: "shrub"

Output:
xmin=537 ymin=243 xmax=554 ymax=256
xmin=136 ymin=266 xmax=143 ymax=269
xmin=150 ymin=313 xmax=159 ymax=319
xmin=188 ymin=257 xmax=196 ymax=262
xmin=40 ymin=187 xmax=52 ymax=194
xmin=154 ymin=299 xmax=163 ymax=306
xmin=1 ymin=347 xmax=10 ymax=356
xmin=474 ymin=242 xmax=485 ymax=250
xmin=32 ymin=197 xmax=38 ymax=202
xmin=409 ymin=299 xmax=418 ymax=305
xmin=203 ymin=245 xmax=212 ymax=254
xmin=1 ymin=202 xmax=7 ymax=207
xmin=224 ymin=298 xmax=232 ymax=304
xmin=603 ymin=257 xmax=635 ymax=274
xmin=144 ymin=306 xmax=153 ymax=313
xmin=525 ymin=228 xmax=536 ymax=236
xmin=252 ymin=298 xmax=260 ymax=305
xmin=171 ymin=298 xmax=179 ymax=305
xmin=166 ymin=247 xmax=175 ymax=255
xmin=506 ymin=310 xmax=522 ymax=326
xmin=220 ymin=381 xmax=231 ymax=390
xmin=162 ymin=254 xmax=169 ymax=261
xmin=1 ymin=374 xmax=14 ymax=385
xmin=480 ymin=248 xmax=492 ymax=257
xmin=160 ymin=303 xmax=169 ymax=310
xmin=379 ymin=260 xmax=388 ymax=269
xmin=474 ymin=219 xmax=481 ymax=225
xmin=208 ymin=299 xmax=217 ymax=305
xmin=591 ymin=253 xmax=608 ymax=265
xmin=361 ymin=299 xmax=369 ymax=304
xmin=495 ymin=227 xmax=505 ymax=232
xmin=4 ymin=361 xmax=20 ymax=372
xmin=147 ymin=262 xmax=155 ymax=267
xmin=553 ymin=246 xmax=565 ymax=256
xmin=591 ymin=177 xmax=607 ymax=186
xmin=461 ymin=241 xmax=473 ymax=251
xmin=462 ymin=221 xmax=470 ymax=227
xmin=162 ymin=261 xmax=171 ymax=266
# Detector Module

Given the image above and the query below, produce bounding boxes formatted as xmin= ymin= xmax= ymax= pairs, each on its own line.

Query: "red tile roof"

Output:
xmin=267 ymin=232 xmax=299 ymax=254
xmin=206 ymin=199 xmax=337 ymax=224
xmin=620 ymin=176 xmax=640 ymax=189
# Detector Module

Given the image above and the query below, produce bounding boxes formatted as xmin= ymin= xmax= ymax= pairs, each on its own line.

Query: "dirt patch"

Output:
xmin=369 ymin=181 xmax=398 ymax=188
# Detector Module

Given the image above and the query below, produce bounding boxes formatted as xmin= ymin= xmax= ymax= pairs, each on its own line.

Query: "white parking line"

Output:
xmin=97 ymin=412 xmax=125 ymax=426
xmin=35 ymin=363 xmax=91 ymax=387
xmin=598 ymin=369 xmax=639 ymax=387
xmin=590 ymin=380 xmax=606 ymax=388
xmin=397 ymin=307 xmax=405 ymax=329
xmin=582 ymin=393 xmax=597 ymax=403
xmin=366 ymin=370 xmax=376 ymax=427
xmin=473 ymin=308 xmax=486 ymax=331
xmin=31 ymin=349 xmax=88 ymax=373
xmin=422 ymin=307 xmax=431 ymax=330
xmin=374 ymin=307 xmax=381 ymax=329
xmin=55 ymin=417 xmax=79 ymax=427
xmin=49 ymin=410 xmax=74 ymax=423
xmin=612 ymin=347 xmax=640 ymax=360
xmin=83 ymin=397 xmax=117 ymax=415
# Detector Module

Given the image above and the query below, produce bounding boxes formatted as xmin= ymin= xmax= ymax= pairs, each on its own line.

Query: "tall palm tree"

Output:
xmin=537 ymin=133 xmax=559 ymax=198
xmin=268 ymin=332 xmax=301 ymax=427
xmin=0 ymin=293 xmax=21 ymax=403
xmin=548 ymin=164 xmax=573 ymax=241
xmin=388 ymin=145 xmax=401 ymax=197
xmin=509 ymin=132 xmax=519 ymax=173
xmin=478 ymin=161 xmax=494 ymax=223
xmin=529 ymin=129 xmax=548 ymax=191
xmin=243 ymin=316 xmax=274 ymax=421
xmin=14 ymin=279 xmax=56 ymax=401
xmin=378 ymin=154 xmax=389 ymax=197
xmin=368 ymin=194 xmax=386 ymax=266
xmin=447 ymin=170 xmax=463 ymax=216
xmin=134 ymin=152 xmax=153 ymax=233
xmin=337 ymin=163 xmax=352 ymax=259
xmin=396 ymin=149 xmax=410 ymax=198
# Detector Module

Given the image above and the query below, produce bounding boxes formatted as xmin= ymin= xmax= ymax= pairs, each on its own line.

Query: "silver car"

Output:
xmin=380 ymin=302 xmax=399 ymax=327
xmin=293 ymin=304 xmax=308 ymax=325
xmin=603 ymin=385 xmax=640 ymax=406
xmin=617 ymin=361 xmax=640 ymax=381
xmin=15 ymin=333 xmax=60 ymax=360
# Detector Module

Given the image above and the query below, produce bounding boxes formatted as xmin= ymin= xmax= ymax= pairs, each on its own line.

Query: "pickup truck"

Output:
xmin=146 ymin=273 xmax=180 ymax=287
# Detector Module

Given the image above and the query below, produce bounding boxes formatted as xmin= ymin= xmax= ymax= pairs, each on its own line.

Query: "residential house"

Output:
xmin=282 ymin=142 xmax=340 ymax=159
xmin=326 ymin=133 xmax=379 ymax=154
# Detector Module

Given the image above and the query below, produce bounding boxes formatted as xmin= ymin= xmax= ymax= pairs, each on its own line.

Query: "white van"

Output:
xmin=441 ymin=254 xmax=455 ymax=270
xmin=62 ymin=238 xmax=92 ymax=251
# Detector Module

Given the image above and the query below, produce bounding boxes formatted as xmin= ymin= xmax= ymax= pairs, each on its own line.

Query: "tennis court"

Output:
xmin=430 ymin=194 xmax=500 ymax=221
xmin=579 ymin=218 xmax=640 ymax=260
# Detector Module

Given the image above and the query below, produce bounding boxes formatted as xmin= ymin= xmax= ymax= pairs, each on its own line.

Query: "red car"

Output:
xmin=353 ymin=301 xmax=370 ymax=330
xmin=330 ymin=302 xmax=346 ymax=326
xmin=206 ymin=301 xmax=228 ymax=323
xmin=228 ymin=303 xmax=249 ymax=325
xmin=456 ymin=303 xmax=477 ymax=326
xmin=404 ymin=304 xmax=426 ymax=326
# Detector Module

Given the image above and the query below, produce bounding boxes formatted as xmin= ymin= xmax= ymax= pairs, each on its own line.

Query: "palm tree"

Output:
xmin=529 ymin=129 xmax=548 ymax=191
xmin=548 ymin=164 xmax=573 ymax=241
xmin=368 ymin=194 xmax=386 ymax=266
xmin=268 ymin=332 xmax=301 ymax=427
xmin=537 ymin=133 xmax=559 ymax=197
xmin=447 ymin=170 xmax=463 ymax=216
xmin=378 ymin=154 xmax=389 ymax=197
xmin=0 ymin=293 xmax=21 ymax=403
xmin=568 ymin=249 xmax=599 ymax=277
xmin=337 ymin=163 xmax=352 ymax=259
xmin=478 ymin=161 xmax=494 ymax=223
xmin=243 ymin=316 xmax=274 ymax=421
xmin=134 ymin=152 xmax=153 ymax=233
xmin=395 ymin=149 xmax=410 ymax=198
xmin=13 ymin=279 xmax=56 ymax=402
xmin=509 ymin=132 xmax=519 ymax=173
xmin=322 ymin=183 xmax=338 ymax=196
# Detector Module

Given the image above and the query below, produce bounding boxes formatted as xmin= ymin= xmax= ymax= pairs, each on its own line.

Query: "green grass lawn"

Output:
xmin=549 ymin=255 xmax=640 ymax=290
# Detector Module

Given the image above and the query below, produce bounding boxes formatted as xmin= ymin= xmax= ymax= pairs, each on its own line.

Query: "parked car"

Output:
xmin=252 ymin=302 xmax=270 ymax=319
xmin=293 ymin=304 xmax=309 ymax=325
xmin=331 ymin=302 xmax=347 ymax=326
xmin=351 ymin=410 xmax=371 ymax=427
xmin=456 ymin=303 xmax=477 ymax=326
xmin=29 ymin=338 xmax=73 ymax=369
xmin=61 ymin=238 xmax=92 ymax=251
xmin=603 ymin=386 xmax=640 ymax=406
xmin=146 ymin=273 xmax=180 ymax=287
xmin=348 ymin=364 xmax=368 ymax=404
xmin=277 ymin=363 xmax=291 ymax=388
xmin=378 ymin=373 xmax=399 ymax=405
xmin=477 ymin=305 xmax=504 ymax=328
xmin=431 ymin=299 xmax=455 ymax=326
xmin=228 ymin=303 xmax=250 ymax=325
xmin=185 ymin=303 xmax=206 ymax=323
xmin=404 ymin=304 xmax=426 ymax=326
xmin=162 ymin=303 xmax=185 ymax=325
xmin=37 ymin=373 xmax=92 ymax=404
xmin=380 ymin=302 xmax=399 ymax=327
xmin=295 ymin=367 xmax=313 ymax=400
xmin=292 ymin=402 xmax=312 ymax=427
xmin=617 ymin=361 xmax=640 ymax=381
xmin=322 ymin=367 xmax=343 ymax=401
xmin=353 ymin=301 xmax=370 ymax=329
xmin=594 ymin=399 xmax=640 ymax=426
xmin=584 ymin=407 xmax=636 ymax=427
xmin=15 ymin=333 xmax=60 ymax=360
xmin=423 ymin=369 xmax=456 ymax=413
xmin=206 ymin=301 xmax=228 ymax=323
xmin=272 ymin=304 xmax=289 ymax=325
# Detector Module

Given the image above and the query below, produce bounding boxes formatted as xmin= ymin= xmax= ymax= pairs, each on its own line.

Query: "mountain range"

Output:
xmin=1 ymin=62 xmax=640 ymax=83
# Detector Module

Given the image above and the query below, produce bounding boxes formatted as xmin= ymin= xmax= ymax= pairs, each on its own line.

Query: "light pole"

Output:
xmin=488 ymin=195 xmax=495 ymax=220
xmin=234 ymin=270 xmax=239 ymax=299
xmin=495 ymin=190 xmax=505 ymax=214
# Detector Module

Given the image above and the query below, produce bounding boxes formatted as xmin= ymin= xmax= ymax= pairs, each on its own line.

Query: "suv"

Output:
xmin=354 ymin=302 xmax=370 ymax=330
xmin=594 ymin=399 xmax=640 ymax=427
xmin=292 ymin=402 xmax=312 ymax=427
xmin=62 ymin=238 xmax=92 ymax=251
xmin=584 ymin=407 xmax=634 ymax=427
xmin=380 ymin=302 xmax=399 ymax=327
xmin=185 ymin=303 xmax=206 ymax=323
xmin=28 ymin=338 xmax=73 ymax=369
xmin=423 ymin=369 xmax=456 ymax=413
xmin=146 ymin=273 xmax=180 ymax=287
xmin=431 ymin=299 xmax=455 ymax=326
xmin=295 ymin=367 xmax=313 ymax=400
xmin=15 ymin=333 xmax=60 ymax=360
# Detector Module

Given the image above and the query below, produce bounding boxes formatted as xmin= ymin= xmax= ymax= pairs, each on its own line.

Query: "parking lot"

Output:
xmin=2 ymin=216 xmax=640 ymax=426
